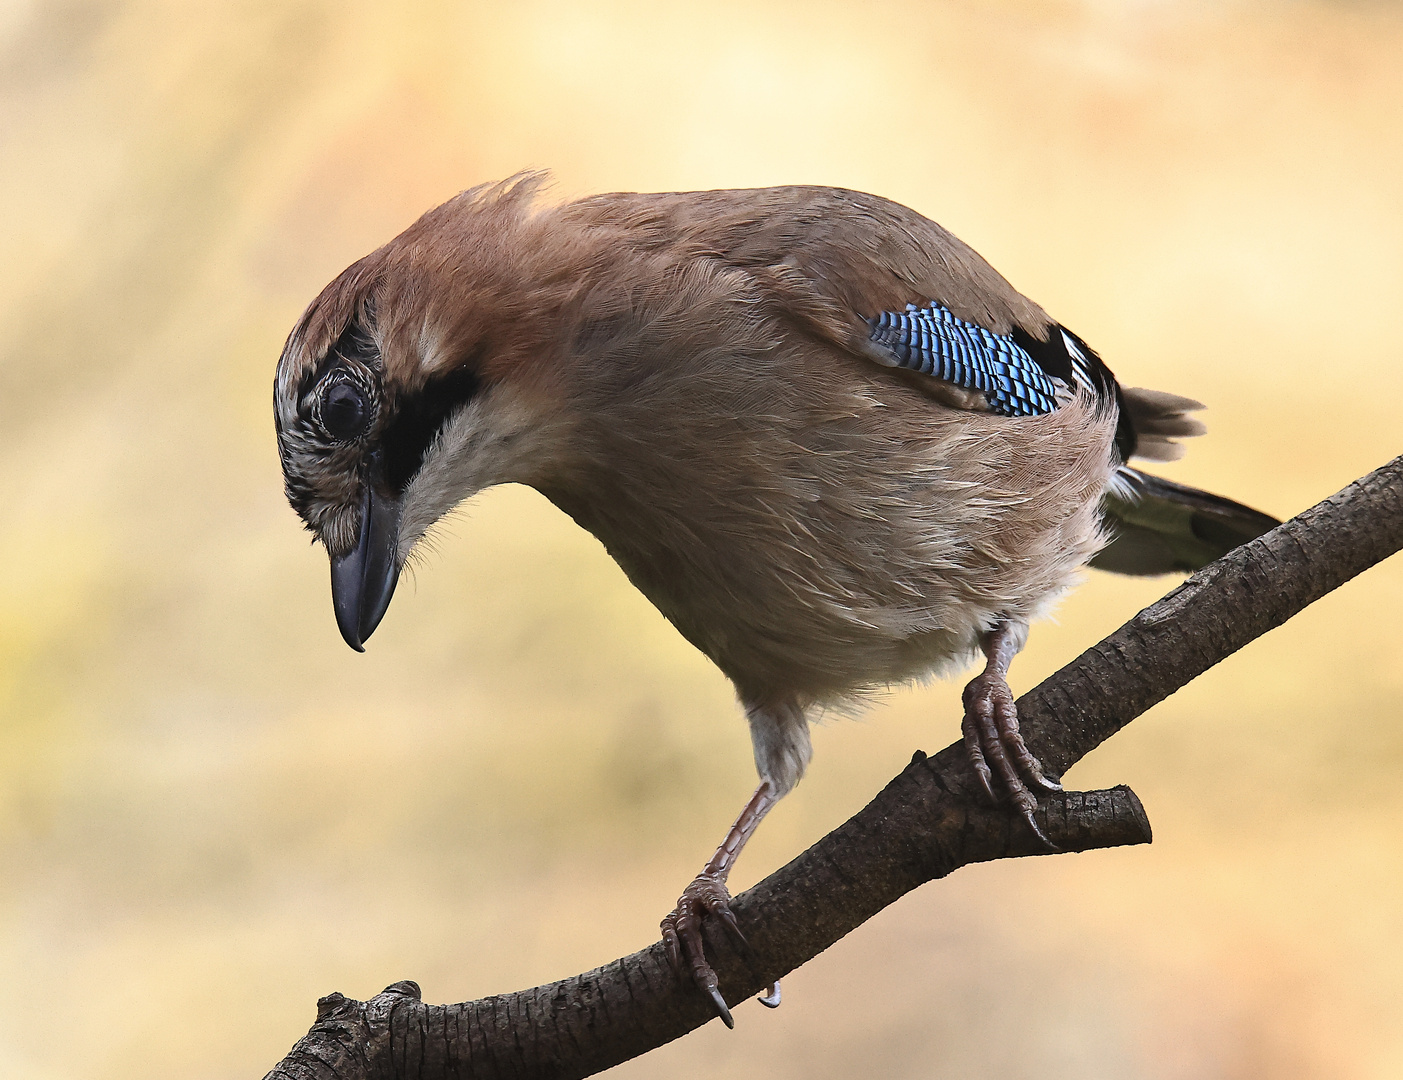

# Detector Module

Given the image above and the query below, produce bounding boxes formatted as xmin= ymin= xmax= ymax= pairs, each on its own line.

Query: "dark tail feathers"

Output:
xmin=1091 ymin=468 xmax=1280 ymax=576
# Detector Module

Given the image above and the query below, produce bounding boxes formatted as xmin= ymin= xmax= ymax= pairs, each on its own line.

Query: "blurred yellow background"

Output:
xmin=1 ymin=1 xmax=1400 ymax=1077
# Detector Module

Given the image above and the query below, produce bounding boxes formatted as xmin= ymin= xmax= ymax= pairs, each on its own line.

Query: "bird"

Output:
xmin=273 ymin=174 xmax=1278 ymax=1027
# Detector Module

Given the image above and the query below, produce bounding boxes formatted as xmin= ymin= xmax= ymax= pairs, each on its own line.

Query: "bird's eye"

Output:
xmin=320 ymin=379 xmax=371 ymax=441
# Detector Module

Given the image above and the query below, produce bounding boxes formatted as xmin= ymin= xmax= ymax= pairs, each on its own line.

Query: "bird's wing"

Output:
xmin=647 ymin=186 xmax=1128 ymax=442
xmin=565 ymin=186 xmax=1160 ymax=459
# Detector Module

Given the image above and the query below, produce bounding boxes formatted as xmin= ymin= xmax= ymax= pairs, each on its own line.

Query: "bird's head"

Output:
xmin=273 ymin=176 xmax=574 ymax=650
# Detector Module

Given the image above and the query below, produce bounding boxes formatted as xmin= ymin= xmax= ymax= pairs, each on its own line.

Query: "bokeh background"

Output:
xmin=1 ymin=1 xmax=1401 ymax=1077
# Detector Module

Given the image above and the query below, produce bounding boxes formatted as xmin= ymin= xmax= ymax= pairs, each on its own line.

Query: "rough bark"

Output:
xmin=264 ymin=455 xmax=1403 ymax=1080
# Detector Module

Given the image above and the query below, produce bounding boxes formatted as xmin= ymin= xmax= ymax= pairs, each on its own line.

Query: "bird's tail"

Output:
xmin=1091 ymin=468 xmax=1280 ymax=576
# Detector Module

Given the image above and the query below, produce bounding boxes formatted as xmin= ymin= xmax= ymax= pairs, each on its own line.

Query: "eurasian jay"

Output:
xmin=274 ymin=175 xmax=1277 ymax=1026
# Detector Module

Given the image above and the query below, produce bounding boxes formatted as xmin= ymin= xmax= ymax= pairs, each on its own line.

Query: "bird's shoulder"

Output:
xmin=562 ymin=185 xmax=1046 ymax=333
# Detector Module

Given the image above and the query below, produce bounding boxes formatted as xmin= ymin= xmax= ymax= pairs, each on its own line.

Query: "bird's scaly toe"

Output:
xmin=962 ymin=670 xmax=1058 ymax=848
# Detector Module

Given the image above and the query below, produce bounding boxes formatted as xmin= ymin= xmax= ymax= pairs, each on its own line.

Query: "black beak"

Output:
xmin=330 ymin=463 xmax=402 ymax=651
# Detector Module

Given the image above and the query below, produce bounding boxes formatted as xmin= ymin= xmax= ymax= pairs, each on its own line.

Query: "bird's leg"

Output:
xmin=961 ymin=620 xmax=1062 ymax=847
xmin=661 ymin=780 xmax=780 ymax=1028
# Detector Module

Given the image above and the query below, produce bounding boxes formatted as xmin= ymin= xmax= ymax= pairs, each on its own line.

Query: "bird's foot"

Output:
xmin=660 ymin=871 xmax=753 ymax=1028
xmin=961 ymin=670 xmax=1062 ymax=849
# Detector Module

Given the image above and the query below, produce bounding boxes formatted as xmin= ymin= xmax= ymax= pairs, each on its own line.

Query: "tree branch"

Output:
xmin=263 ymin=455 xmax=1403 ymax=1080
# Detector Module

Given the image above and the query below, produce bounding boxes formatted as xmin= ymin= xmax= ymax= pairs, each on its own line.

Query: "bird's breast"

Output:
xmin=544 ymin=348 xmax=1117 ymax=705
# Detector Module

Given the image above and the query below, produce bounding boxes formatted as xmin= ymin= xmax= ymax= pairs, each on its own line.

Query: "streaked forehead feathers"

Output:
xmin=275 ymin=253 xmax=385 ymax=422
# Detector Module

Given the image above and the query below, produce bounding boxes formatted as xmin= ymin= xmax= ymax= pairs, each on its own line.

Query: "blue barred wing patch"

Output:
xmin=867 ymin=303 xmax=1060 ymax=417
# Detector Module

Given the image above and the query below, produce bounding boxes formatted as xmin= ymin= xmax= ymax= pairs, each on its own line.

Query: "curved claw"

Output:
xmin=1020 ymin=806 xmax=1058 ymax=852
xmin=714 ymin=902 xmax=752 ymax=955
xmin=707 ymin=986 xmax=735 ymax=1028
xmin=757 ymin=981 xmax=782 ymax=1009
xmin=962 ymin=725 xmax=997 ymax=803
